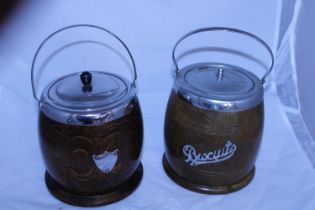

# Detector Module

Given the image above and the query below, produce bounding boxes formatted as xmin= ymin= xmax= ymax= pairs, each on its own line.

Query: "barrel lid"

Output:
xmin=173 ymin=62 xmax=263 ymax=111
xmin=40 ymin=71 xmax=136 ymax=125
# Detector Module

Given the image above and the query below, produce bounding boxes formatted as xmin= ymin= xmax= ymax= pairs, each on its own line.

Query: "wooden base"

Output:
xmin=163 ymin=155 xmax=255 ymax=194
xmin=45 ymin=163 xmax=143 ymax=207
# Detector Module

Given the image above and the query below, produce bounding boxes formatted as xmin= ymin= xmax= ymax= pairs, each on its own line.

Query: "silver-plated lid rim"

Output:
xmin=43 ymin=71 xmax=132 ymax=113
xmin=181 ymin=63 xmax=259 ymax=99
xmin=40 ymin=96 xmax=137 ymax=125
xmin=173 ymin=62 xmax=264 ymax=112
xmin=176 ymin=91 xmax=263 ymax=112
xmin=40 ymin=71 xmax=136 ymax=125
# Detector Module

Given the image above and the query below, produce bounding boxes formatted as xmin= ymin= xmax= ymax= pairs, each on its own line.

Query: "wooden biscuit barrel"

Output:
xmin=163 ymin=27 xmax=274 ymax=194
xmin=31 ymin=25 xmax=143 ymax=206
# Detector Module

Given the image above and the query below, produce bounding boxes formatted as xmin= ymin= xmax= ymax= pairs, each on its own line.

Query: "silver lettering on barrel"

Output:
xmin=183 ymin=141 xmax=237 ymax=166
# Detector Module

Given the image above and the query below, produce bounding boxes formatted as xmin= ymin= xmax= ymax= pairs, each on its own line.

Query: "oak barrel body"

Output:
xmin=164 ymin=91 xmax=264 ymax=193
xmin=39 ymin=99 xmax=143 ymax=205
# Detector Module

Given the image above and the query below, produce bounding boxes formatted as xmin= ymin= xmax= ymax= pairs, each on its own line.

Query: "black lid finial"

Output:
xmin=80 ymin=71 xmax=92 ymax=92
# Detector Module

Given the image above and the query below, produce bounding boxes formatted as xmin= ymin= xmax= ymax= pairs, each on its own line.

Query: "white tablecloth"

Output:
xmin=0 ymin=89 xmax=314 ymax=210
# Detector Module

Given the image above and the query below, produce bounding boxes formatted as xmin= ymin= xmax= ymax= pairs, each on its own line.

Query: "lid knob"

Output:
xmin=80 ymin=71 xmax=92 ymax=92
xmin=217 ymin=67 xmax=224 ymax=82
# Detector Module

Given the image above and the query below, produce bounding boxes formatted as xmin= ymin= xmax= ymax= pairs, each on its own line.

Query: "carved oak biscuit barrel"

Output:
xmin=31 ymin=25 xmax=143 ymax=206
xmin=163 ymin=27 xmax=274 ymax=194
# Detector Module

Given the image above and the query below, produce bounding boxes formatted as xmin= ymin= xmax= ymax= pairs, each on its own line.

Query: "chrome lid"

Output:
xmin=173 ymin=62 xmax=263 ymax=112
xmin=40 ymin=71 xmax=136 ymax=125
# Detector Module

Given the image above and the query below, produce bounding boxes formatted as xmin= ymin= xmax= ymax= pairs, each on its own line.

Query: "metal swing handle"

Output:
xmin=172 ymin=27 xmax=274 ymax=84
xmin=31 ymin=24 xmax=137 ymax=102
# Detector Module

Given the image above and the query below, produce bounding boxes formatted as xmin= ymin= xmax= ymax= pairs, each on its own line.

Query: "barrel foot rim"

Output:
xmin=162 ymin=154 xmax=254 ymax=194
xmin=45 ymin=163 xmax=143 ymax=207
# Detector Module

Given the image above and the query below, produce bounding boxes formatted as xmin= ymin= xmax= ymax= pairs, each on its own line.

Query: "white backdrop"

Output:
xmin=0 ymin=0 xmax=278 ymax=96
xmin=1 ymin=1 xmax=315 ymax=210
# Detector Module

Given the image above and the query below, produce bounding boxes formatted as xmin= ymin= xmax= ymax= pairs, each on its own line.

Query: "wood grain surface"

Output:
xmin=164 ymin=91 xmax=264 ymax=192
xmin=39 ymin=99 xmax=143 ymax=197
